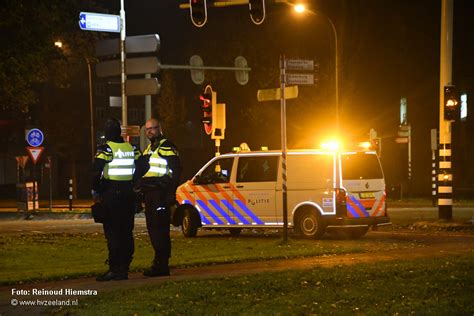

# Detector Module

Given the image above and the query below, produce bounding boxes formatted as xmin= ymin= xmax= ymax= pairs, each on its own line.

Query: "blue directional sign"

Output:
xmin=79 ymin=12 xmax=121 ymax=33
xmin=26 ymin=128 xmax=44 ymax=147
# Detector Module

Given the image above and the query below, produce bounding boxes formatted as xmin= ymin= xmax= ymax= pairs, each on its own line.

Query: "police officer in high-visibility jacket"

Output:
xmin=91 ymin=118 xmax=149 ymax=281
xmin=140 ymin=118 xmax=181 ymax=277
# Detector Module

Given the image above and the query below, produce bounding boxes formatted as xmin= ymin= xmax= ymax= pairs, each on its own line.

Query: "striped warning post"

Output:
xmin=438 ymin=143 xmax=452 ymax=219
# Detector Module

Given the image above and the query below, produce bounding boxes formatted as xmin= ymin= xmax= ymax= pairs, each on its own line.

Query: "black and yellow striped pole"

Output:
xmin=430 ymin=129 xmax=438 ymax=207
xmin=280 ymin=55 xmax=288 ymax=242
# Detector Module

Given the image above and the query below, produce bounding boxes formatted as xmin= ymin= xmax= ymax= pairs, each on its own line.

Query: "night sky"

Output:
xmin=102 ymin=0 xmax=473 ymax=194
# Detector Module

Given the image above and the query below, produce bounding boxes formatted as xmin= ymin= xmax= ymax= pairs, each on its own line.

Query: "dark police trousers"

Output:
xmin=144 ymin=189 xmax=171 ymax=268
xmin=102 ymin=186 xmax=135 ymax=273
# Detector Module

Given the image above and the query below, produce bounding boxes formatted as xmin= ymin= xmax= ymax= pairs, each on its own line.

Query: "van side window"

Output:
xmin=199 ymin=157 xmax=233 ymax=184
xmin=237 ymin=156 xmax=278 ymax=182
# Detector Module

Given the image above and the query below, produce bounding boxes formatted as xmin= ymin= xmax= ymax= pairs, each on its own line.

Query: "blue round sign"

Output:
xmin=26 ymin=128 xmax=44 ymax=147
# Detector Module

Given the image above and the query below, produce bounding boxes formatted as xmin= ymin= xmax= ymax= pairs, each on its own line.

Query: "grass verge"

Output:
xmin=49 ymin=254 xmax=474 ymax=315
xmin=0 ymin=232 xmax=422 ymax=285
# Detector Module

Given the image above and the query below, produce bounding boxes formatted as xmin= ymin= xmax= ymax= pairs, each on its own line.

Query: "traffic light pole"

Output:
xmin=438 ymin=0 xmax=453 ymax=220
xmin=160 ymin=64 xmax=251 ymax=72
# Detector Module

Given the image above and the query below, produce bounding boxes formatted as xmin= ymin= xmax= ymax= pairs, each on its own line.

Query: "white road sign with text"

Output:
xmin=79 ymin=12 xmax=120 ymax=33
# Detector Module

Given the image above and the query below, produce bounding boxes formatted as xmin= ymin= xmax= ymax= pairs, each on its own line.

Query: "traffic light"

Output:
xmin=444 ymin=85 xmax=459 ymax=121
xmin=200 ymin=85 xmax=215 ymax=135
xmin=249 ymin=0 xmax=266 ymax=25
xmin=189 ymin=0 xmax=207 ymax=27
xmin=370 ymin=137 xmax=381 ymax=157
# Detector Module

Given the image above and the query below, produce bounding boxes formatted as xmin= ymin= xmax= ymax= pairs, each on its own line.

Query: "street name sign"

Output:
xmin=79 ymin=12 xmax=120 ymax=33
xmin=257 ymin=86 xmax=299 ymax=102
xmin=96 ymin=57 xmax=161 ymax=78
xmin=285 ymin=59 xmax=314 ymax=71
xmin=395 ymin=137 xmax=409 ymax=144
xmin=286 ymin=73 xmax=315 ymax=85
xmin=397 ymin=130 xmax=410 ymax=137
xmin=125 ymin=34 xmax=160 ymax=54
xmin=26 ymin=128 xmax=44 ymax=147
xmin=109 ymin=96 xmax=122 ymax=108
xmin=121 ymin=125 xmax=141 ymax=137
xmin=126 ymin=78 xmax=161 ymax=96
xmin=95 ymin=34 xmax=160 ymax=56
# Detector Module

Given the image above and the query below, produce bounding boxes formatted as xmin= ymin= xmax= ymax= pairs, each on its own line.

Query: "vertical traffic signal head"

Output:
xmin=444 ymin=85 xmax=459 ymax=121
xmin=200 ymin=85 xmax=215 ymax=135
xmin=370 ymin=137 xmax=381 ymax=156
xmin=189 ymin=0 xmax=207 ymax=27
xmin=249 ymin=0 xmax=266 ymax=25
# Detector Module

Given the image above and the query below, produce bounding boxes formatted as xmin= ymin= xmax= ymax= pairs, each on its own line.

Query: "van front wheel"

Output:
xmin=296 ymin=210 xmax=325 ymax=239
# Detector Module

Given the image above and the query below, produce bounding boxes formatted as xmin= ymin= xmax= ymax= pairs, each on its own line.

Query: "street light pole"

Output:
xmin=317 ymin=13 xmax=338 ymax=132
xmin=54 ymin=41 xmax=96 ymax=160
xmin=328 ymin=18 xmax=339 ymax=132
xmin=120 ymin=0 xmax=127 ymax=126
xmin=295 ymin=7 xmax=339 ymax=132
xmin=85 ymin=57 xmax=95 ymax=161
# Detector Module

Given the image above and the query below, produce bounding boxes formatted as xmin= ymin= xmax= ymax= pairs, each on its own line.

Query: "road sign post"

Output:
xmin=25 ymin=128 xmax=45 ymax=212
xmin=280 ymin=55 xmax=288 ymax=243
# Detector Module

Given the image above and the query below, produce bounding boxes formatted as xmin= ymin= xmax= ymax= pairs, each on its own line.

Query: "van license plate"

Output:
xmin=359 ymin=192 xmax=375 ymax=199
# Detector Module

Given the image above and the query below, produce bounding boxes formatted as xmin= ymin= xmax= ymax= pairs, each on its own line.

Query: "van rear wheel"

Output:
xmin=296 ymin=210 xmax=325 ymax=239
xmin=182 ymin=209 xmax=198 ymax=237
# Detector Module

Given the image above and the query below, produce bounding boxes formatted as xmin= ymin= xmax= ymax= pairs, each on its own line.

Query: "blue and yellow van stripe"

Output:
xmin=346 ymin=194 xmax=385 ymax=218
xmin=178 ymin=182 xmax=264 ymax=225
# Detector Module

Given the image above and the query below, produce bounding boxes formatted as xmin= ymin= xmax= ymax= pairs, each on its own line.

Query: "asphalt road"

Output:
xmin=0 ymin=206 xmax=472 ymax=235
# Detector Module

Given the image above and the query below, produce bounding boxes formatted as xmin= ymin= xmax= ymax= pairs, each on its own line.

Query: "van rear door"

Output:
xmin=340 ymin=151 xmax=386 ymax=218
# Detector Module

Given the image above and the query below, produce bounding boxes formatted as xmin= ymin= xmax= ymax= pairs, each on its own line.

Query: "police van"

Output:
xmin=173 ymin=147 xmax=390 ymax=239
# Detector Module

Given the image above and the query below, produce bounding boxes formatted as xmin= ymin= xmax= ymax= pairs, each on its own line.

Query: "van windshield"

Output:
xmin=341 ymin=152 xmax=383 ymax=180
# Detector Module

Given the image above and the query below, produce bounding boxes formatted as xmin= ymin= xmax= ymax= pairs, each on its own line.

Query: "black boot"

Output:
xmin=96 ymin=270 xmax=128 ymax=282
xmin=143 ymin=259 xmax=170 ymax=277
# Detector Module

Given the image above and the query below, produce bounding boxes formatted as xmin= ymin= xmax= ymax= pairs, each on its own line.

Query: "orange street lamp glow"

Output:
xmin=54 ymin=41 xmax=63 ymax=48
xmin=294 ymin=4 xmax=305 ymax=13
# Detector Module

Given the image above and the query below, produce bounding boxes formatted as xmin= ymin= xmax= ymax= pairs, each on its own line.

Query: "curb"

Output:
xmin=0 ymin=212 xmax=93 ymax=221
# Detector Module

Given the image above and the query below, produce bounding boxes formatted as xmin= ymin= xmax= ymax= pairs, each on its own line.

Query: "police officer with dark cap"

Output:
xmin=140 ymin=118 xmax=181 ymax=277
xmin=91 ymin=118 xmax=149 ymax=281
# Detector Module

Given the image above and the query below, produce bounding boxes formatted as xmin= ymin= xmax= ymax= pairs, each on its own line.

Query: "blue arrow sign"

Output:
xmin=26 ymin=128 xmax=44 ymax=147
xmin=79 ymin=12 xmax=121 ymax=33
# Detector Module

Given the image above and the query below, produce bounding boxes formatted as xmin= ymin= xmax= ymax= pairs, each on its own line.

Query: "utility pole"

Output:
xmin=438 ymin=0 xmax=454 ymax=219
xmin=120 ymin=0 xmax=127 ymax=126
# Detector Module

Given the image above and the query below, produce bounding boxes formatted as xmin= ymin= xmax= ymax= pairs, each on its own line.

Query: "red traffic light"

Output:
xmin=249 ymin=0 xmax=266 ymax=25
xmin=200 ymin=87 xmax=214 ymax=135
xmin=189 ymin=0 xmax=207 ymax=27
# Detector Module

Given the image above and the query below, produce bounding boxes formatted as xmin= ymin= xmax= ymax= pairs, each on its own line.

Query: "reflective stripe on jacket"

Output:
xmin=143 ymin=138 xmax=177 ymax=178
xmin=99 ymin=141 xmax=136 ymax=181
